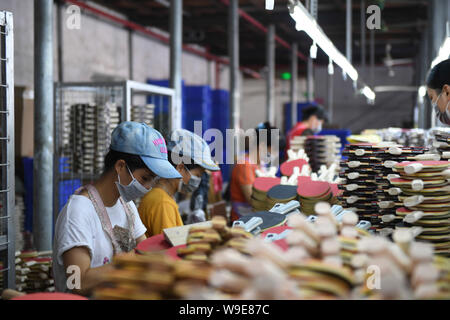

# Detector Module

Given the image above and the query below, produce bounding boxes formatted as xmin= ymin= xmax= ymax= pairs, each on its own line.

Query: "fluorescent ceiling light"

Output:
xmin=310 ymin=42 xmax=317 ymax=59
xmin=288 ymin=2 xmax=358 ymax=81
xmin=266 ymin=0 xmax=275 ymax=10
xmin=362 ymin=86 xmax=376 ymax=101
xmin=418 ymin=85 xmax=427 ymax=97
xmin=431 ymin=36 xmax=450 ymax=69
xmin=328 ymin=58 xmax=334 ymax=75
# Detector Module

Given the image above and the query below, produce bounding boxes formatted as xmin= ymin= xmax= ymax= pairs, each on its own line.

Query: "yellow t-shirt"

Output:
xmin=138 ymin=187 xmax=183 ymax=237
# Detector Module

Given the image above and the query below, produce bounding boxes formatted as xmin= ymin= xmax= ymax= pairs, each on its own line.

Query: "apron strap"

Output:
xmin=118 ymin=197 xmax=136 ymax=239
xmin=76 ymin=185 xmax=126 ymax=255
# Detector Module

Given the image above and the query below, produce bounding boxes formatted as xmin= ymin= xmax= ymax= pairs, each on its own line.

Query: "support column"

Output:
xmin=346 ymin=0 xmax=352 ymax=64
xmin=370 ymin=29 xmax=375 ymax=86
xmin=266 ymin=24 xmax=275 ymax=125
xmin=229 ymin=0 xmax=240 ymax=130
xmin=360 ymin=0 xmax=366 ymax=75
xmin=34 ymin=0 xmax=54 ymax=251
xmin=290 ymin=43 xmax=298 ymax=128
xmin=327 ymin=71 xmax=334 ymax=124
xmin=128 ymin=29 xmax=133 ymax=80
xmin=56 ymin=0 xmax=63 ymax=82
xmin=170 ymin=0 xmax=183 ymax=131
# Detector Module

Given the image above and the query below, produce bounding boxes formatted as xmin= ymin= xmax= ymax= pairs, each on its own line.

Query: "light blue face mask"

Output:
xmin=115 ymin=165 xmax=152 ymax=202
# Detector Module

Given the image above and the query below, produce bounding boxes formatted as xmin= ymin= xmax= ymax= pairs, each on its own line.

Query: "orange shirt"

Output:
xmin=230 ymin=157 xmax=258 ymax=221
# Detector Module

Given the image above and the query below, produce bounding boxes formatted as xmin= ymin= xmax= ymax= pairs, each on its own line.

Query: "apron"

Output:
xmin=75 ymin=184 xmax=136 ymax=254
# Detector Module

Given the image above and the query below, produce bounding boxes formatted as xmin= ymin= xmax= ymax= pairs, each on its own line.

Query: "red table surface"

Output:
xmin=136 ymin=234 xmax=171 ymax=252
xmin=12 ymin=293 xmax=88 ymax=300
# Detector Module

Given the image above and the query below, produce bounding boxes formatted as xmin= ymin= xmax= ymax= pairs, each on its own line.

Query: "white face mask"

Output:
xmin=115 ymin=166 xmax=152 ymax=202
xmin=177 ymin=167 xmax=202 ymax=194
xmin=433 ymin=92 xmax=450 ymax=125
xmin=314 ymin=123 xmax=322 ymax=134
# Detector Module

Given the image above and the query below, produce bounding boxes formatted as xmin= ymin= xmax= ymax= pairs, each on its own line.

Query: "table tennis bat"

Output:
xmin=253 ymin=177 xmax=281 ymax=193
xmin=267 ymin=185 xmax=298 ymax=201
xmin=280 ymin=159 xmax=308 ymax=177
xmin=237 ymin=211 xmax=287 ymax=231
xmin=394 ymin=161 xmax=449 ymax=174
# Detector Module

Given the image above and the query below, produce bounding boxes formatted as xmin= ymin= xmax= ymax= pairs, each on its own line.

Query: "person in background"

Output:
xmin=426 ymin=58 xmax=450 ymax=125
xmin=286 ymin=104 xmax=326 ymax=151
xmin=229 ymin=122 xmax=278 ymax=222
xmin=138 ymin=129 xmax=219 ymax=237
xmin=53 ymin=122 xmax=181 ymax=295
xmin=187 ymin=171 xmax=210 ymax=224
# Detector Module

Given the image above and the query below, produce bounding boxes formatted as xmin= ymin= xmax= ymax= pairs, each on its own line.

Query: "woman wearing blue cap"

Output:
xmin=53 ymin=122 xmax=182 ymax=295
xmin=138 ymin=129 xmax=220 ymax=237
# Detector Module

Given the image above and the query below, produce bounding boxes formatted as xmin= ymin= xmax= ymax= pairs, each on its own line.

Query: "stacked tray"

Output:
xmin=392 ymin=160 xmax=450 ymax=256
xmin=290 ymin=135 xmax=341 ymax=172
xmin=66 ymin=103 xmax=121 ymax=174
xmin=338 ymin=144 xmax=381 ymax=229
xmin=251 ymin=177 xmax=281 ymax=211
xmin=131 ymin=104 xmax=155 ymax=127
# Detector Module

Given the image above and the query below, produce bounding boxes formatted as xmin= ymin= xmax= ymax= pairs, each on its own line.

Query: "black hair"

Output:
xmin=103 ymin=149 xmax=150 ymax=174
xmin=426 ymin=58 xmax=450 ymax=92
xmin=255 ymin=121 xmax=278 ymax=147
xmin=302 ymin=105 xmax=326 ymax=121
xmin=167 ymin=150 xmax=202 ymax=171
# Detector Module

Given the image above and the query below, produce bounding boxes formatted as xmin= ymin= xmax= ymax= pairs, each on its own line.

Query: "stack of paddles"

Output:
xmin=339 ymin=144 xmax=382 ymax=229
xmin=131 ymin=104 xmax=155 ymax=127
xmin=251 ymin=177 xmax=281 ymax=211
xmin=433 ymin=131 xmax=450 ymax=160
xmin=0 ymin=251 xmax=54 ymax=293
xmin=14 ymin=195 xmax=25 ymax=252
xmin=371 ymin=145 xmax=432 ymax=234
xmin=297 ymin=177 xmax=337 ymax=215
xmin=354 ymin=229 xmax=450 ymax=299
xmin=95 ymin=102 xmax=120 ymax=172
xmin=94 ymin=252 xmax=214 ymax=300
xmin=177 ymin=216 xmax=253 ymax=262
xmin=68 ymin=103 xmax=96 ymax=173
xmin=391 ymin=160 xmax=450 ymax=256
xmin=67 ymin=103 xmax=121 ymax=173
xmin=93 ymin=203 xmax=450 ymax=300
xmin=289 ymin=136 xmax=341 ymax=173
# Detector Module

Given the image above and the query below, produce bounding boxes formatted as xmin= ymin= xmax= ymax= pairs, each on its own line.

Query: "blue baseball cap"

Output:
xmin=110 ymin=122 xmax=182 ymax=179
xmin=168 ymin=129 xmax=220 ymax=171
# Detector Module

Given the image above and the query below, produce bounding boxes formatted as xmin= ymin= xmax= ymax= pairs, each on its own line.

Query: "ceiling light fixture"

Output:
xmin=288 ymin=0 xmax=376 ymax=102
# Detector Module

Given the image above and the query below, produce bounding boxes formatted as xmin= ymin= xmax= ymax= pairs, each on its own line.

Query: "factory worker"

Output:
xmin=286 ymin=104 xmax=326 ymax=151
xmin=138 ymin=129 xmax=219 ymax=237
xmin=53 ymin=122 xmax=181 ymax=295
xmin=229 ymin=122 xmax=278 ymax=222
xmin=426 ymin=58 xmax=450 ymax=125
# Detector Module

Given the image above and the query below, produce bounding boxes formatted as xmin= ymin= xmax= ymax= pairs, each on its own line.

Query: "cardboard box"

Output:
xmin=20 ymin=90 xmax=34 ymax=158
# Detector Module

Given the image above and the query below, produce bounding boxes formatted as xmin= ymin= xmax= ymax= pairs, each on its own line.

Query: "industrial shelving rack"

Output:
xmin=0 ymin=11 xmax=15 ymax=290
xmin=53 ymin=80 xmax=175 ymax=219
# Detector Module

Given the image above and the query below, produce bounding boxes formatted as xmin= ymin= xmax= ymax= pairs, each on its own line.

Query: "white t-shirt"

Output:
xmin=52 ymin=195 xmax=147 ymax=292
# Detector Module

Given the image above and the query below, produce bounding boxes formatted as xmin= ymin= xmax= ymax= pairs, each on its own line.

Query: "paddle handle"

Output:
xmin=1 ymin=289 xmax=25 ymax=300
xmin=413 ymin=153 xmax=440 ymax=161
